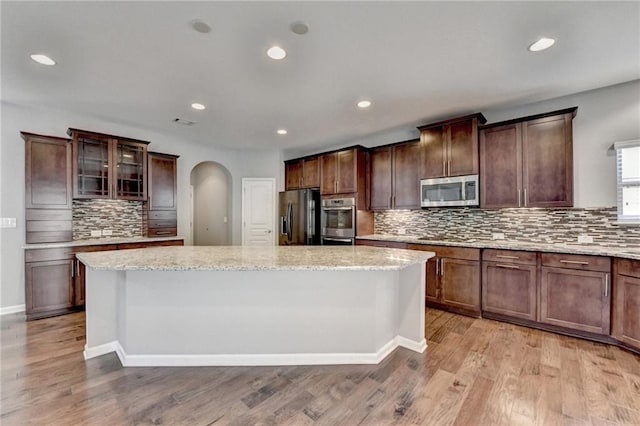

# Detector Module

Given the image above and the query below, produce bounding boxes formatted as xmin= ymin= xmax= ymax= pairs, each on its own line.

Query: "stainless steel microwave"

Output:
xmin=420 ymin=174 xmax=479 ymax=207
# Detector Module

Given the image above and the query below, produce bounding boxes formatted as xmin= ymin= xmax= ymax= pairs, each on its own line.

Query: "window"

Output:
xmin=615 ymin=140 xmax=640 ymax=223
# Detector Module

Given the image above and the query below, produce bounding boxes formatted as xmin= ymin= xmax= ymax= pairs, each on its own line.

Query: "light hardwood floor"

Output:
xmin=2 ymin=309 xmax=639 ymax=425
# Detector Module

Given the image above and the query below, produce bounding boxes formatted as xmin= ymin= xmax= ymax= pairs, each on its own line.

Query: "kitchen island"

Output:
xmin=77 ymin=245 xmax=434 ymax=367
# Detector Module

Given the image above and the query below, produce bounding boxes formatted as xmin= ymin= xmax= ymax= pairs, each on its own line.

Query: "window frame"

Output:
xmin=614 ymin=139 xmax=640 ymax=224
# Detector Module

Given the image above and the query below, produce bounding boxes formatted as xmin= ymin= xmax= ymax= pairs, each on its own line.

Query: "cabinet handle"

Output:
xmin=440 ymin=258 xmax=444 ymax=277
xmin=496 ymin=263 xmax=520 ymax=269
xmin=435 ymin=258 xmax=439 ymax=275
xmin=447 ymin=160 xmax=451 ymax=176
xmin=496 ymin=254 xmax=519 ymax=260
xmin=155 ymin=231 xmax=173 ymax=235
xmin=71 ymin=260 xmax=76 ymax=278
xmin=559 ymin=259 xmax=589 ymax=266
xmin=518 ymin=189 xmax=521 ymax=207
xmin=523 ymin=188 xmax=527 ymax=207
xmin=604 ymin=273 xmax=609 ymax=298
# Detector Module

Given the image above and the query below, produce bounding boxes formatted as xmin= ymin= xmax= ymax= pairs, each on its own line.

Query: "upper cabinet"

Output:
xmin=146 ymin=152 xmax=179 ymax=237
xmin=320 ymin=147 xmax=367 ymax=196
xmin=23 ymin=132 xmax=73 ymax=243
xmin=285 ymin=156 xmax=320 ymax=190
xmin=480 ymin=107 xmax=576 ymax=208
xmin=417 ymin=113 xmax=487 ymax=179
xmin=68 ymin=128 xmax=149 ymax=201
xmin=370 ymin=141 xmax=421 ymax=210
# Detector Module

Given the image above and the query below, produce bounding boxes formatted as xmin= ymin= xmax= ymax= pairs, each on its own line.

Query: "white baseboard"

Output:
xmin=0 ymin=304 xmax=25 ymax=315
xmin=84 ymin=335 xmax=426 ymax=367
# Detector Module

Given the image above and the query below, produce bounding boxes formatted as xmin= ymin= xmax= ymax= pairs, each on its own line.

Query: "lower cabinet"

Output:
xmin=539 ymin=253 xmax=611 ymax=335
xmin=612 ymin=259 xmax=640 ymax=351
xmin=408 ymin=244 xmax=481 ymax=317
xmin=25 ymin=239 xmax=184 ymax=320
xmin=25 ymin=248 xmax=75 ymax=320
xmin=482 ymin=249 xmax=537 ymax=321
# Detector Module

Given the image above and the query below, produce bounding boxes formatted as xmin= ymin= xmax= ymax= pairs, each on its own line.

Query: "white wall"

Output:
xmin=0 ymin=101 xmax=281 ymax=309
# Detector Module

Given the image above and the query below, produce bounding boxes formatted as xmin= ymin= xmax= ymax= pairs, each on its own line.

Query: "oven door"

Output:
xmin=321 ymin=236 xmax=355 ymax=246
xmin=321 ymin=206 xmax=355 ymax=238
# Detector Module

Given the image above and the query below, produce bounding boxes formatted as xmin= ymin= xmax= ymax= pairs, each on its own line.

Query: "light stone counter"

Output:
xmin=24 ymin=235 xmax=184 ymax=250
xmin=357 ymin=234 xmax=640 ymax=261
xmin=76 ymin=245 xmax=431 ymax=271
xmin=80 ymin=245 xmax=434 ymax=367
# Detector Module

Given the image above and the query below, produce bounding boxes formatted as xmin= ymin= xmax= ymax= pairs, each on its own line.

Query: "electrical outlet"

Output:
xmin=91 ymin=230 xmax=102 ymax=237
xmin=102 ymin=230 xmax=113 ymax=236
xmin=577 ymin=235 xmax=594 ymax=244
xmin=492 ymin=233 xmax=505 ymax=240
xmin=397 ymin=229 xmax=406 ymax=235
xmin=0 ymin=217 xmax=17 ymax=228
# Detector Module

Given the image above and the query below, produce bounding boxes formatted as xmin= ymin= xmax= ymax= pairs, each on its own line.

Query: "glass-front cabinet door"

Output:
xmin=74 ymin=134 xmax=111 ymax=198
xmin=70 ymin=128 xmax=149 ymax=200
xmin=115 ymin=142 xmax=147 ymax=200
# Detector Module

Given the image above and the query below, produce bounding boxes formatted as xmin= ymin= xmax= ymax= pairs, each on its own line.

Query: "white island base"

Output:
xmin=79 ymin=246 xmax=431 ymax=367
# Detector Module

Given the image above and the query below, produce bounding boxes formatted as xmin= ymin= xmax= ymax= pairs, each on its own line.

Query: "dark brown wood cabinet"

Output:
xmin=369 ymin=142 xmax=421 ymax=210
xmin=480 ymin=108 xmax=576 ymax=208
xmin=146 ymin=152 xmax=179 ymax=237
xmin=25 ymin=248 xmax=75 ymax=320
xmin=69 ymin=128 xmax=149 ymax=201
xmin=482 ymin=249 xmax=538 ymax=321
xmin=539 ymin=253 xmax=611 ymax=335
xmin=417 ymin=113 xmax=486 ymax=179
xmin=612 ymin=258 xmax=640 ymax=351
xmin=23 ymin=132 xmax=73 ymax=244
xmin=355 ymin=239 xmax=407 ymax=249
xmin=285 ymin=157 xmax=320 ymax=190
xmin=408 ymin=244 xmax=481 ymax=317
xmin=320 ymin=148 xmax=367 ymax=198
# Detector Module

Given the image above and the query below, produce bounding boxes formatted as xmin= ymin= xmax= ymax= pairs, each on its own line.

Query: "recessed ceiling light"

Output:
xmin=528 ymin=37 xmax=555 ymax=52
xmin=290 ymin=22 xmax=309 ymax=35
xmin=277 ymin=129 xmax=288 ymax=135
xmin=357 ymin=100 xmax=372 ymax=109
xmin=267 ymin=46 xmax=286 ymax=60
xmin=30 ymin=54 xmax=56 ymax=66
xmin=191 ymin=19 xmax=212 ymax=34
xmin=191 ymin=103 xmax=206 ymax=110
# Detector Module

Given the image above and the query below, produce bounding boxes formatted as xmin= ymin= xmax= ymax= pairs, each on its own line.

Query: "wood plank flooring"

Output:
xmin=2 ymin=309 xmax=639 ymax=425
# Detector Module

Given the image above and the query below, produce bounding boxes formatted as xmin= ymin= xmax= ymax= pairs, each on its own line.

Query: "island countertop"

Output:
xmin=76 ymin=245 xmax=434 ymax=271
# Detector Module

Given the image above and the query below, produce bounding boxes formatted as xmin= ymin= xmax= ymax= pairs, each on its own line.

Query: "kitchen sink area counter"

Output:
xmin=357 ymin=234 xmax=640 ymax=261
xmin=79 ymin=245 xmax=434 ymax=367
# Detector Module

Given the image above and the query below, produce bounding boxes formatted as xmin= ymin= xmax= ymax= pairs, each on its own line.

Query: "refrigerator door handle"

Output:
xmin=309 ymin=199 xmax=315 ymax=238
xmin=287 ymin=202 xmax=293 ymax=241
xmin=280 ymin=215 xmax=287 ymax=235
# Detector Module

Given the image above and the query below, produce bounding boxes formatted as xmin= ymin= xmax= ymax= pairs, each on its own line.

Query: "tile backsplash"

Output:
xmin=73 ymin=199 xmax=143 ymax=240
xmin=375 ymin=207 xmax=640 ymax=247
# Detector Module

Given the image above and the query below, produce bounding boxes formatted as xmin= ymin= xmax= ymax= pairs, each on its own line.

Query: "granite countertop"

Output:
xmin=357 ymin=234 xmax=640 ymax=261
xmin=76 ymin=245 xmax=435 ymax=271
xmin=23 ymin=236 xmax=184 ymax=250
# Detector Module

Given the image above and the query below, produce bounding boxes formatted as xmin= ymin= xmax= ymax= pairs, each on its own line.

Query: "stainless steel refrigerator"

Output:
xmin=278 ymin=189 xmax=321 ymax=245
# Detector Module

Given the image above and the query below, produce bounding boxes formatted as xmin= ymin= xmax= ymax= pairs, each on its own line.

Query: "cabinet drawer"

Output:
xmin=408 ymin=244 xmax=480 ymax=261
xmin=25 ymin=248 xmax=74 ymax=262
xmin=147 ymin=228 xmax=177 ymax=237
xmin=148 ymin=210 xmax=177 ymax=220
xmin=73 ymin=244 xmax=119 ymax=254
xmin=616 ymin=258 xmax=640 ymax=278
xmin=483 ymin=249 xmax=537 ymax=266
xmin=26 ymin=209 xmax=72 ymax=221
xmin=26 ymin=231 xmax=73 ymax=244
xmin=356 ymin=239 xmax=407 ymax=249
xmin=26 ymin=220 xmax=72 ymax=232
xmin=541 ymin=253 xmax=610 ymax=272
xmin=148 ymin=219 xmax=177 ymax=229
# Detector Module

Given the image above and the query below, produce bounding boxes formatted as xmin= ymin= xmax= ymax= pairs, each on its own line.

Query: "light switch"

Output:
xmin=0 ymin=217 xmax=16 ymax=228
xmin=102 ymin=230 xmax=113 ymax=236
xmin=91 ymin=230 xmax=102 ymax=237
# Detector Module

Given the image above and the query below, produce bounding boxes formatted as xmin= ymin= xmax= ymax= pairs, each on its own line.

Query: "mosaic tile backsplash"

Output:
xmin=73 ymin=199 xmax=143 ymax=240
xmin=375 ymin=207 xmax=640 ymax=247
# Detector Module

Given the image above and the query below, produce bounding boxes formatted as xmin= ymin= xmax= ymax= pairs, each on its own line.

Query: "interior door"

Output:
xmin=242 ymin=178 xmax=276 ymax=246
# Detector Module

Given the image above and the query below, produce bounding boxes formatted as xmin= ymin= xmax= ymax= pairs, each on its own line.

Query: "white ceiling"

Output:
xmin=2 ymin=1 xmax=639 ymax=154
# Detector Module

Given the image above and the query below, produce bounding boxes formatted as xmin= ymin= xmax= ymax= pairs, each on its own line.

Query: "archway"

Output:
xmin=189 ymin=161 xmax=232 ymax=245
